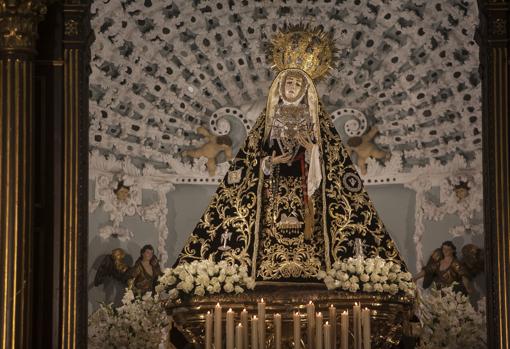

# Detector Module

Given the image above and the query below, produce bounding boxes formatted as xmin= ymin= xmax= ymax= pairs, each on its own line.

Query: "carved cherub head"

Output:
xmin=453 ymin=181 xmax=470 ymax=202
xmin=113 ymin=181 xmax=130 ymax=202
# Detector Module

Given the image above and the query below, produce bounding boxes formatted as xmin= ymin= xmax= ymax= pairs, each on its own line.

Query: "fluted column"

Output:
xmin=0 ymin=1 xmax=46 ymax=348
xmin=59 ymin=2 xmax=90 ymax=348
xmin=480 ymin=0 xmax=510 ymax=348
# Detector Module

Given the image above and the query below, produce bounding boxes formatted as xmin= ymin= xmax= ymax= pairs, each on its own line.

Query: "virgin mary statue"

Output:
xmin=175 ymin=25 xmax=405 ymax=282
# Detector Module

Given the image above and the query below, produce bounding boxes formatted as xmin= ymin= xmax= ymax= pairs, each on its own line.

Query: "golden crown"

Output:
xmin=268 ymin=24 xmax=337 ymax=81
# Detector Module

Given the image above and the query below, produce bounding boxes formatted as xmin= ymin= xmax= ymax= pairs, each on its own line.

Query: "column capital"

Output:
xmin=0 ymin=0 xmax=47 ymax=54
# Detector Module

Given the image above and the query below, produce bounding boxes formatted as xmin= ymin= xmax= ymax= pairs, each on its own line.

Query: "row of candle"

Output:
xmin=204 ymin=300 xmax=371 ymax=349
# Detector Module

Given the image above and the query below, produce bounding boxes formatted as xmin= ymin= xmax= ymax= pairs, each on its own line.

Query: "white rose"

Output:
xmin=402 ymin=272 xmax=412 ymax=281
xmin=350 ymin=275 xmax=359 ymax=284
xmin=234 ymin=286 xmax=244 ymax=294
xmin=206 ymin=285 xmax=214 ymax=293
xmin=355 ymin=265 xmax=364 ymax=275
xmin=349 ymin=283 xmax=359 ymax=292
xmin=382 ymin=284 xmax=390 ymax=292
xmin=364 ymin=264 xmax=374 ymax=274
xmin=224 ymin=283 xmax=234 ymax=293
xmin=342 ymin=281 xmax=351 ymax=290
xmin=212 ymin=283 xmax=221 ymax=293
xmin=381 ymin=266 xmax=390 ymax=275
xmin=194 ymin=286 xmax=205 ymax=296
xmin=391 ymin=264 xmax=401 ymax=273
xmin=317 ymin=270 xmax=327 ymax=279
xmin=375 ymin=258 xmax=385 ymax=270
xmin=389 ymin=284 xmax=399 ymax=295
xmin=325 ymin=280 xmax=335 ymax=290
xmin=379 ymin=275 xmax=388 ymax=283
xmin=155 ymin=284 xmax=165 ymax=294
xmin=363 ymin=283 xmax=374 ymax=292
xmin=387 ymin=273 xmax=397 ymax=281
xmin=183 ymin=281 xmax=194 ymax=293
xmin=332 ymin=261 xmax=342 ymax=269
xmin=218 ymin=274 xmax=226 ymax=282
xmin=340 ymin=272 xmax=349 ymax=282
xmin=347 ymin=264 xmax=356 ymax=273
xmin=225 ymin=276 xmax=234 ymax=284
xmin=360 ymin=274 xmax=370 ymax=282
xmin=374 ymin=283 xmax=383 ymax=292
xmin=169 ymin=289 xmax=179 ymax=299
xmin=340 ymin=263 xmax=348 ymax=272
xmin=232 ymin=274 xmax=240 ymax=282
xmin=370 ymin=274 xmax=380 ymax=283
xmin=334 ymin=280 xmax=342 ymax=288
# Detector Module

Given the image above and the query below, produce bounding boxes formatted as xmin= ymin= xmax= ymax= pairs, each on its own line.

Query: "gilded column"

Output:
xmin=60 ymin=2 xmax=90 ymax=348
xmin=0 ymin=1 xmax=46 ymax=348
xmin=480 ymin=0 xmax=510 ymax=348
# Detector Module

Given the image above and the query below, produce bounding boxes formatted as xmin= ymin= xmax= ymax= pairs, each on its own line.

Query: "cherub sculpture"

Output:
xmin=94 ymin=245 xmax=162 ymax=297
xmin=346 ymin=126 xmax=390 ymax=175
xmin=413 ymin=241 xmax=484 ymax=295
xmin=182 ymin=126 xmax=234 ymax=176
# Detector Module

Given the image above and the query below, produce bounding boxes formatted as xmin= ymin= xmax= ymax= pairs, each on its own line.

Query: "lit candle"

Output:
xmin=205 ymin=311 xmax=213 ymax=349
xmin=226 ymin=308 xmax=235 ymax=349
xmin=236 ymin=323 xmax=243 ymax=349
xmin=251 ymin=316 xmax=259 ymax=349
xmin=315 ymin=312 xmax=323 ymax=349
xmin=353 ymin=303 xmax=361 ymax=349
xmin=214 ymin=303 xmax=222 ymax=349
xmin=241 ymin=308 xmax=249 ymax=349
xmin=293 ymin=312 xmax=301 ymax=349
xmin=274 ymin=313 xmax=282 ymax=349
xmin=258 ymin=299 xmax=266 ymax=349
xmin=328 ymin=304 xmax=336 ymax=348
xmin=323 ymin=321 xmax=331 ymax=349
xmin=362 ymin=308 xmax=371 ymax=349
xmin=306 ymin=301 xmax=316 ymax=349
xmin=341 ymin=311 xmax=349 ymax=349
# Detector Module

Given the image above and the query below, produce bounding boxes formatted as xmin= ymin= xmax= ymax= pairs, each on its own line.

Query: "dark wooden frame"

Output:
xmin=27 ymin=0 xmax=510 ymax=348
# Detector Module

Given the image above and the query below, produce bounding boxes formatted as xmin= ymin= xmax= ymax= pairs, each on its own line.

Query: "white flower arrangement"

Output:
xmin=156 ymin=259 xmax=256 ymax=301
xmin=317 ymin=257 xmax=415 ymax=296
xmin=88 ymin=290 xmax=169 ymax=349
xmin=417 ymin=285 xmax=486 ymax=349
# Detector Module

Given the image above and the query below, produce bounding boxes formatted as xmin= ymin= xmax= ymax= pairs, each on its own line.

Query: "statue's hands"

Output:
xmin=271 ymin=150 xmax=293 ymax=164
xmin=296 ymin=133 xmax=315 ymax=151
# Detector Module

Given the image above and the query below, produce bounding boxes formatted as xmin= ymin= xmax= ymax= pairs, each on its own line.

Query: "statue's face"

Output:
xmin=142 ymin=248 xmax=154 ymax=262
xmin=441 ymin=244 xmax=454 ymax=258
xmin=115 ymin=187 xmax=130 ymax=202
xmin=282 ymin=73 xmax=306 ymax=102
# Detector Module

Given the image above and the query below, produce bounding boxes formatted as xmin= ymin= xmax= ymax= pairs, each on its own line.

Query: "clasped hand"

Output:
xmin=271 ymin=133 xmax=315 ymax=165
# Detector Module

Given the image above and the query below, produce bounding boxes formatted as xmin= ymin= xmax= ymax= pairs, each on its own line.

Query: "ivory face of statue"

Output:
xmin=281 ymin=73 xmax=306 ymax=103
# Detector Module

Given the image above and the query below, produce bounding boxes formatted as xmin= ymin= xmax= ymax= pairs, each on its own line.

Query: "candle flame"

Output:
xmin=342 ymin=311 xmax=348 ymax=315
xmin=243 ymin=308 xmax=247 ymax=312
xmin=216 ymin=303 xmax=221 ymax=307
xmin=228 ymin=308 xmax=233 ymax=312
xmin=260 ymin=298 xmax=264 ymax=303
xmin=207 ymin=311 xmax=210 ymax=314
xmin=325 ymin=321 xmax=329 ymax=325
xmin=253 ymin=315 xmax=258 ymax=319
xmin=309 ymin=301 xmax=313 ymax=304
